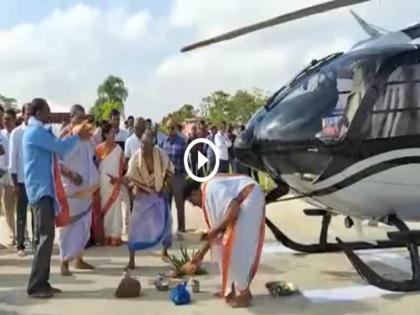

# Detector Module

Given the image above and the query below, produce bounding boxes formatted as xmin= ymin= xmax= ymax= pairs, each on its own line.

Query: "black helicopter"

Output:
xmin=181 ymin=0 xmax=420 ymax=292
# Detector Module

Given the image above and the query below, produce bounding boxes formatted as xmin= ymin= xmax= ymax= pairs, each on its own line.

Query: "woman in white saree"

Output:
xmin=182 ymin=175 xmax=265 ymax=308
xmin=96 ymin=123 xmax=125 ymax=246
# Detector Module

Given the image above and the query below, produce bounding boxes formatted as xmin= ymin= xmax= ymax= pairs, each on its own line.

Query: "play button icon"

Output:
xmin=197 ymin=151 xmax=208 ymax=171
xmin=184 ymin=138 xmax=220 ymax=183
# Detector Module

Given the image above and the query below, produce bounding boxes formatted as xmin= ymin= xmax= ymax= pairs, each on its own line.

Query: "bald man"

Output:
xmin=122 ymin=130 xmax=174 ymax=269
xmin=124 ymin=117 xmax=146 ymax=163
xmin=123 ymin=117 xmax=147 ymax=233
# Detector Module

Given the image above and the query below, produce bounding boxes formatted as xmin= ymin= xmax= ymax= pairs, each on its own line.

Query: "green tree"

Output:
xmin=201 ymin=89 xmax=268 ymax=126
xmin=90 ymin=75 xmax=128 ymax=121
xmin=160 ymin=104 xmax=198 ymax=130
xmin=201 ymin=91 xmax=231 ymax=127
xmin=0 ymin=94 xmax=18 ymax=111
xmin=229 ymin=89 xmax=267 ymax=124
xmin=92 ymin=101 xmax=123 ymax=121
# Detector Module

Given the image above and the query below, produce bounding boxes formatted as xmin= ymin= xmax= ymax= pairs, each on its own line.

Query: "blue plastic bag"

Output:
xmin=170 ymin=282 xmax=191 ymax=305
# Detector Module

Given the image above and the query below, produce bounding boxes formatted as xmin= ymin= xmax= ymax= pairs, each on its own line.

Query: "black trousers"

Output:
xmin=168 ymin=174 xmax=186 ymax=232
xmin=27 ymin=197 xmax=55 ymax=295
xmin=232 ymin=160 xmax=251 ymax=176
xmin=189 ymin=153 xmax=205 ymax=177
xmin=218 ymin=160 xmax=230 ymax=173
xmin=16 ymin=183 xmax=33 ymax=250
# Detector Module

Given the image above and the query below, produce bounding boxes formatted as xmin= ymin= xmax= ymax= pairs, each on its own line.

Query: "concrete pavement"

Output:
xmin=0 ymin=200 xmax=419 ymax=315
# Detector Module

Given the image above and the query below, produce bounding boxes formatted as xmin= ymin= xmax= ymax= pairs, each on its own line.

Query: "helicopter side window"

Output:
xmin=317 ymin=57 xmax=381 ymax=143
xmin=368 ymin=64 xmax=420 ymax=139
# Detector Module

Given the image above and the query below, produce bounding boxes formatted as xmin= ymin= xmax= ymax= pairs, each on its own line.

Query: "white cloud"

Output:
xmin=124 ymin=11 xmax=152 ymax=40
xmin=0 ymin=3 xmax=154 ymax=116
xmin=0 ymin=0 xmax=420 ymax=121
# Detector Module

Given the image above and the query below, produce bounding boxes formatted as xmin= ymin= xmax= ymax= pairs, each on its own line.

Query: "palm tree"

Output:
xmin=91 ymin=75 xmax=128 ymax=120
xmin=97 ymin=75 xmax=128 ymax=105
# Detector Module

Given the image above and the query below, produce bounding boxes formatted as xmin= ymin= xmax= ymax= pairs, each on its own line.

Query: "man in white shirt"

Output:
xmin=125 ymin=115 xmax=134 ymax=137
xmin=0 ymin=109 xmax=17 ymax=246
xmin=110 ymin=109 xmax=129 ymax=151
xmin=10 ymin=104 xmax=33 ymax=256
xmin=124 ymin=117 xmax=146 ymax=162
xmin=153 ymin=123 xmax=167 ymax=145
xmin=214 ymin=121 xmax=232 ymax=173
xmin=109 ymin=109 xmax=130 ymax=235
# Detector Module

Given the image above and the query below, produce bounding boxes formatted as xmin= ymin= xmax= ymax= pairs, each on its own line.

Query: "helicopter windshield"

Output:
xmin=262 ymin=49 xmax=391 ymax=144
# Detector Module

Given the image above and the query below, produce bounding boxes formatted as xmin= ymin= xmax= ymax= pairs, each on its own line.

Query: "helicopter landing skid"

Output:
xmin=265 ymin=214 xmax=417 ymax=254
xmin=337 ymin=216 xmax=420 ymax=292
xmin=264 ymin=186 xmax=419 ymax=253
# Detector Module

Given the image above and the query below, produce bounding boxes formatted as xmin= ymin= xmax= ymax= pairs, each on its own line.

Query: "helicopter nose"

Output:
xmin=234 ymin=127 xmax=265 ymax=171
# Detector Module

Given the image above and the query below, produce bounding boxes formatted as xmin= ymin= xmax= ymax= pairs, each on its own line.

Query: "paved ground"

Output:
xmin=0 ymin=199 xmax=419 ymax=315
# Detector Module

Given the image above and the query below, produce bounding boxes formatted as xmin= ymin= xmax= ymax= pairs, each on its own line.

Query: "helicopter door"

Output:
xmin=343 ymin=50 xmax=420 ymax=140
xmin=368 ymin=64 xmax=420 ymax=139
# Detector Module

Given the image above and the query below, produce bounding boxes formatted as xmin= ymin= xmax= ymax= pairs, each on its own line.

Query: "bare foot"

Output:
xmin=61 ymin=263 xmax=73 ymax=277
xmin=75 ymin=259 xmax=95 ymax=270
xmin=213 ymin=290 xmax=236 ymax=302
xmin=227 ymin=291 xmax=252 ymax=308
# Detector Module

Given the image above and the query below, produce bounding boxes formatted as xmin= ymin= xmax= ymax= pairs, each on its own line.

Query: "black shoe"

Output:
xmin=28 ymin=291 xmax=53 ymax=299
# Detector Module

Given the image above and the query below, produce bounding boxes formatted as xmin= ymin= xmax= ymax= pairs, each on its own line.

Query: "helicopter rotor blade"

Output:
xmin=181 ymin=0 xmax=370 ymax=53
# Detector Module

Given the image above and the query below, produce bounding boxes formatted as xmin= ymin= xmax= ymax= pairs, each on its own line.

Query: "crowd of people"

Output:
xmin=0 ymin=98 xmax=265 ymax=308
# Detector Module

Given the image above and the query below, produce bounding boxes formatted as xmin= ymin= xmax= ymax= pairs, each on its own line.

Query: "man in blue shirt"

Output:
xmin=23 ymin=98 xmax=91 ymax=299
xmin=159 ymin=118 xmax=187 ymax=232
xmin=9 ymin=103 xmax=33 ymax=257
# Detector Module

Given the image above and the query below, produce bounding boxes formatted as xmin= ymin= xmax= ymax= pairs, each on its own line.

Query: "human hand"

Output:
xmin=191 ymin=250 xmax=204 ymax=266
xmin=74 ymin=123 xmax=92 ymax=140
xmin=201 ymin=229 xmax=219 ymax=243
xmin=107 ymin=173 xmax=119 ymax=185
xmin=121 ymin=177 xmax=131 ymax=186
xmin=71 ymin=172 xmax=83 ymax=186
xmin=159 ymin=182 xmax=171 ymax=196
xmin=181 ymin=261 xmax=198 ymax=275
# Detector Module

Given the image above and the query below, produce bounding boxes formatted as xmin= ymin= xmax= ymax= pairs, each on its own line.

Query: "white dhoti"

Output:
xmin=202 ymin=175 xmax=265 ymax=295
xmin=58 ymin=197 xmax=92 ymax=261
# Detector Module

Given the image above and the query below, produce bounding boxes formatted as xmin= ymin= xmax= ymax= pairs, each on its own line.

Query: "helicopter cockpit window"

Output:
xmin=316 ymin=56 xmax=381 ymax=143
xmin=367 ymin=63 xmax=420 ymax=139
xmin=280 ymin=71 xmax=332 ymax=104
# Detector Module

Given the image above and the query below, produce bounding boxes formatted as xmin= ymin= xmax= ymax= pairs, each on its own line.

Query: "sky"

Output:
xmin=0 ymin=0 xmax=419 ymax=121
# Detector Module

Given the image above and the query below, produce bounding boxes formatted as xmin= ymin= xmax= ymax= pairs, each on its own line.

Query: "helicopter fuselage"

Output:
xmin=235 ymin=44 xmax=420 ymax=221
